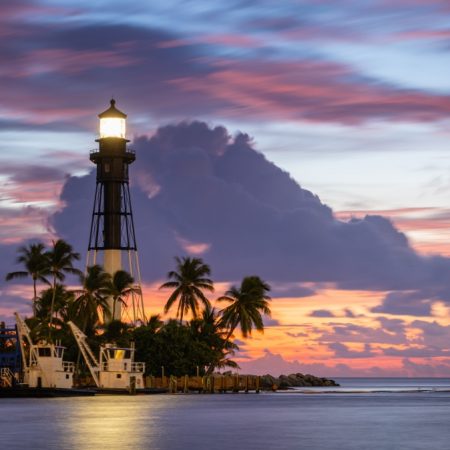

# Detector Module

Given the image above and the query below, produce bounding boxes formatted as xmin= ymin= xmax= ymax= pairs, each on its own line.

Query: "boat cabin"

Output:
xmin=98 ymin=344 xmax=144 ymax=390
xmin=26 ymin=342 xmax=74 ymax=389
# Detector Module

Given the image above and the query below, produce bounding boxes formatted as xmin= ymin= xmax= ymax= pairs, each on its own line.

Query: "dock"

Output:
xmin=145 ymin=374 xmax=262 ymax=393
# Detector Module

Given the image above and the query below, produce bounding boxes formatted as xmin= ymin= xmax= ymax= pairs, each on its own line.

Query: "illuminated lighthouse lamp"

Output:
xmin=98 ymin=99 xmax=127 ymax=139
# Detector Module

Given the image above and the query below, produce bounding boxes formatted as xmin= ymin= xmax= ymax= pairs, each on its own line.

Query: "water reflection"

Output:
xmin=3 ymin=392 xmax=450 ymax=450
xmin=64 ymin=396 xmax=161 ymax=450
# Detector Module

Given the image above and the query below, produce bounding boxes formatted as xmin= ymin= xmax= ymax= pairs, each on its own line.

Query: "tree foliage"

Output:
xmin=160 ymin=256 xmax=214 ymax=323
xmin=5 ymin=242 xmax=50 ymax=316
xmin=7 ymin=243 xmax=272 ymax=376
xmin=219 ymin=275 xmax=272 ymax=339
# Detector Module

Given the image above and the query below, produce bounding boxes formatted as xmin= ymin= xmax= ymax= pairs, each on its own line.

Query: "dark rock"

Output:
xmin=260 ymin=372 xmax=339 ymax=389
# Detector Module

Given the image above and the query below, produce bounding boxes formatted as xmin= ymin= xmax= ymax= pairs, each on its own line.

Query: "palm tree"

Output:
xmin=106 ymin=270 xmax=140 ymax=321
xmin=160 ymin=256 xmax=214 ymax=324
xmin=191 ymin=304 xmax=239 ymax=374
xmin=218 ymin=276 xmax=272 ymax=341
xmin=33 ymin=283 xmax=75 ymax=341
xmin=71 ymin=265 xmax=111 ymax=335
xmin=5 ymin=242 xmax=50 ymax=316
xmin=146 ymin=314 xmax=164 ymax=333
xmin=102 ymin=319 xmax=132 ymax=346
xmin=46 ymin=239 xmax=81 ymax=328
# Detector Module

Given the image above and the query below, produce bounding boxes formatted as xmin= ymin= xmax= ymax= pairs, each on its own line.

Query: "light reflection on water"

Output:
xmin=2 ymin=391 xmax=450 ymax=450
xmin=64 ymin=396 xmax=160 ymax=450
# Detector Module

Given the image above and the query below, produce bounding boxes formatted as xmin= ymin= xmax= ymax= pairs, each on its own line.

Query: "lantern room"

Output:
xmin=98 ymin=99 xmax=127 ymax=139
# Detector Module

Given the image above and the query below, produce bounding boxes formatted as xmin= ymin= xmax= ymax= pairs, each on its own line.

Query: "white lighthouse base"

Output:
xmin=104 ymin=249 xmax=122 ymax=321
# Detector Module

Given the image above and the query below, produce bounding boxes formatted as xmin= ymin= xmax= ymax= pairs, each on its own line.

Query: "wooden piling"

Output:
xmin=233 ymin=374 xmax=239 ymax=393
xmin=145 ymin=374 xmax=262 ymax=393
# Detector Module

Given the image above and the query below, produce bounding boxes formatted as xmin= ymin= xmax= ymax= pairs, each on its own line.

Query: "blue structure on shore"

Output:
xmin=0 ymin=322 xmax=21 ymax=374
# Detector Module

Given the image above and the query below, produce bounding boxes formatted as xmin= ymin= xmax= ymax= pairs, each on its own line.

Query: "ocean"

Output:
xmin=1 ymin=378 xmax=450 ymax=450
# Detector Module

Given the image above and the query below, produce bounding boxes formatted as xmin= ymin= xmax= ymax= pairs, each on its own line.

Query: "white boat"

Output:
xmin=68 ymin=321 xmax=145 ymax=391
xmin=15 ymin=313 xmax=74 ymax=389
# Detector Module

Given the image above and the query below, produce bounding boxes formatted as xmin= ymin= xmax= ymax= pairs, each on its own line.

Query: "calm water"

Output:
xmin=1 ymin=379 xmax=450 ymax=450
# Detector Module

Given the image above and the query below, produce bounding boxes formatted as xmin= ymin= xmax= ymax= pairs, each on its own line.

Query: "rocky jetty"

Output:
xmin=260 ymin=373 xmax=339 ymax=390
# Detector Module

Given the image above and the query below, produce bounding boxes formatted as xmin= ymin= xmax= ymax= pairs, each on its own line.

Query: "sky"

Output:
xmin=1 ymin=0 xmax=450 ymax=376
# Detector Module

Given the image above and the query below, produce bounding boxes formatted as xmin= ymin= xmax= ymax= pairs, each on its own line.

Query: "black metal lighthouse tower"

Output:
xmin=87 ymin=99 xmax=145 ymax=322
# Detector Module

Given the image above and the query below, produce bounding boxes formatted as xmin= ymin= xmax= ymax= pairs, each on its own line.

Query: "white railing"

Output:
xmin=131 ymin=362 xmax=145 ymax=373
xmin=100 ymin=362 xmax=145 ymax=373
xmin=62 ymin=361 xmax=75 ymax=373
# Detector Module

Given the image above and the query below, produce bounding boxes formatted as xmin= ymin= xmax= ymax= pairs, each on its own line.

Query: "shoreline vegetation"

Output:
xmin=3 ymin=240 xmax=338 ymax=389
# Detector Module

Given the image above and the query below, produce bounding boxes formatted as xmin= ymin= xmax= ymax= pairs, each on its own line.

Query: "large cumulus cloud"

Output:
xmin=51 ymin=121 xmax=450 ymax=313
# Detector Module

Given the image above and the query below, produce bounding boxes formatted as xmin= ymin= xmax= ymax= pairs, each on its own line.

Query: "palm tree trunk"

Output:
xmin=32 ymin=278 xmax=37 ymax=317
xmin=206 ymin=324 xmax=236 ymax=375
xmin=49 ymin=273 xmax=57 ymax=333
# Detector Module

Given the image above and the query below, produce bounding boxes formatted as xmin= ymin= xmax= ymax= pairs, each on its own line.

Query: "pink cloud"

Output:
xmin=336 ymin=207 xmax=450 ymax=256
xmin=236 ymin=349 xmax=450 ymax=377
xmin=0 ymin=207 xmax=53 ymax=243
xmin=15 ymin=47 xmax=140 ymax=78
xmin=175 ymin=234 xmax=211 ymax=255
xmin=396 ymin=29 xmax=450 ymax=40
xmin=171 ymin=59 xmax=450 ymax=124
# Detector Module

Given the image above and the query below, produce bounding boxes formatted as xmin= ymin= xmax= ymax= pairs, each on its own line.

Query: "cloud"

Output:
xmin=1 ymin=12 xmax=450 ymax=132
xmin=410 ymin=320 xmax=450 ymax=349
xmin=382 ymin=346 xmax=449 ymax=358
xmin=372 ymin=290 xmax=435 ymax=316
xmin=172 ymin=58 xmax=450 ymax=124
xmin=401 ymin=357 xmax=450 ymax=377
xmin=237 ymin=349 xmax=355 ymax=377
xmin=50 ymin=120 xmax=450 ymax=319
xmin=1 ymin=164 xmax=67 ymax=184
xmin=0 ymin=22 xmax=216 ymax=130
xmin=262 ymin=315 xmax=281 ymax=327
xmin=327 ymin=342 xmax=375 ymax=359
xmin=309 ymin=309 xmax=336 ymax=318
xmin=0 ymin=207 xmax=51 ymax=243
xmin=343 ymin=308 xmax=356 ymax=318
xmin=377 ymin=316 xmax=406 ymax=332
xmin=285 ymin=331 xmax=309 ymax=338
xmin=0 ymin=253 xmax=36 ymax=321
xmin=318 ymin=321 xmax=408 ymax=345
xmin=269 ymin=282 xmax=316 ymax=298
xmin=236 ymin=349 xmax=450 ymax=377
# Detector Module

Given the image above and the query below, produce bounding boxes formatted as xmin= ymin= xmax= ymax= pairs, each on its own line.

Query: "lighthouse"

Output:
xmin=87 ymin=100 xmax=145 ymax=323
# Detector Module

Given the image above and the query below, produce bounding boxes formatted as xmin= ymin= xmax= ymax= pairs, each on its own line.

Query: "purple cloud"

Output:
xmin=372 ymin=291 xmax=435 ymax=316
xmin=309 ymin=310 xmax=336 ymax=318
xmin=318 ymin=322 xmax=408 ymax=345
xmin=328 ymin=342 xmax=375 ymax=359
xmin=50 ymin=120 xmax=450 ymax=320
xmin=237 ymin=349 xmax=450 ymax=377
xmin=1 ymin=11 xmax=450 ymax=132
